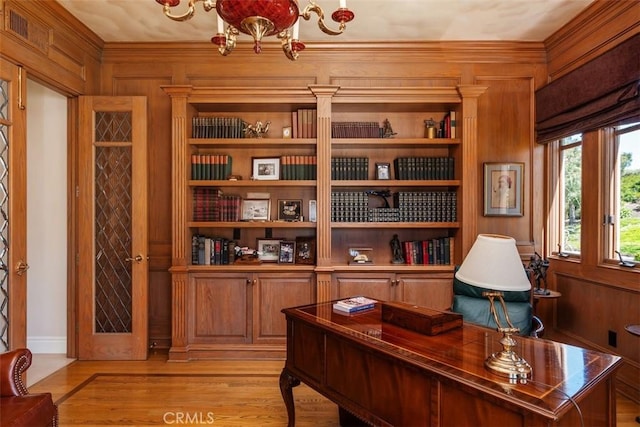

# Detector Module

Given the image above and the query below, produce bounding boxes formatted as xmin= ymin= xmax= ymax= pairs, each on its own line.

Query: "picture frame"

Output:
xmin=295 ymin=236 xmax=316 ymax=265
xmin=241 ymin=199 xmax=271 ymax=221
xmin=376 ymin=162 xmax=391 ymax=180
xmin=483 ymin=162 xmax=524 ymax=216
xmin=252 ymin=157 xmax=280 ymax=180
xmin=278 ymin=240 xmax=296 ymax=264
xmin=278 ymin=199 xmax=302 ymax=221
xmin=257 ymin=238 xmax=281 ymax=262
xmin=282 ymin=126 xmax=292 ymax=139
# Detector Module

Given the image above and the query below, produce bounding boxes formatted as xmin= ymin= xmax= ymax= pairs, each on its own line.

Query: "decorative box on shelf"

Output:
xmin=381 ymin=301 xmax=462 ymax=336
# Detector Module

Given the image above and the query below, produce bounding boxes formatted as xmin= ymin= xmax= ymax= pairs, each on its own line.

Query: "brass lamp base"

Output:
xmin=485 ymin=329 xmax=532 ymax=381
xmin=485 ymin=349 xmax=532 ymax=381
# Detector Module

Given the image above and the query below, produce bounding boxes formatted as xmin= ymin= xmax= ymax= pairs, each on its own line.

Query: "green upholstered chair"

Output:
xmin=452 ymin=269 xmax=544 ymax=338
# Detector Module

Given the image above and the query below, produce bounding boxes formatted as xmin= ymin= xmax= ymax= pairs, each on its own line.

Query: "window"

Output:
xmin=560 ymin=135 xmax=582 ymax=254
xmin=603 ymin=123 xmax=640 ymax=264
xmin=550 ymin=134 xmax=583 ymax=256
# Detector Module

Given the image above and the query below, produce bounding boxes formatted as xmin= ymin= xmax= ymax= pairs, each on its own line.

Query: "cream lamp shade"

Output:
xmin=455 ymin=234 xmax=531 ymax=292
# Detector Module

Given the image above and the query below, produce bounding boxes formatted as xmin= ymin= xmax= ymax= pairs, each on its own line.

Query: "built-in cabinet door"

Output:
xmin=0 ymin=59 xmax=27 ymax=351
xmin=77 ymin=96 xmax=148 ymax=360
xmin=397 ymin=274 xmax=453 ymax=310
xmin=333 ymin=273 xmax=397 ymax=302
xmin=253 ymin=272 xmax=314 ymax=344
xmin=190 ymin=273 xmax=252 ymax=344
xmin=333 ymin=273 xmax=453 ymax=309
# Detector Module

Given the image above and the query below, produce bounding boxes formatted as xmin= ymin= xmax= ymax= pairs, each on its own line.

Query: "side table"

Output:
xmin=533 ymin=290 xmax=561 ymax=315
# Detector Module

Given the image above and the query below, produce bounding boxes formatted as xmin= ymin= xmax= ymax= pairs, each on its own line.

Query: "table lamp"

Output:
xmin=455 ymin=234 xmax=532 ymax=381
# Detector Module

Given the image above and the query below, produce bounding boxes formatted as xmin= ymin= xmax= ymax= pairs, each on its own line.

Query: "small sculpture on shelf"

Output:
xmin=382 ymin=119 xmax=397 ymax=138
xmin=366 ymin=189 xmax=392 ymax=208
xmin=244 ymin=120 xmax=271 ymax=138
xmin=424 ymin=118 xmax=437 ymax=139
xmin=234 ymin=246 xmax=261 ymax=264
xmin=390 ymin=234 xmax=404 ymax=264
xmin=527 ymin=252 xmax=549 ymax=295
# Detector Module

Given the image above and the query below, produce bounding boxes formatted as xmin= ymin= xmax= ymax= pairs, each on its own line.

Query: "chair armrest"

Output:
xmin=0 ymin=348 xmax=32 ymax=397
xmin=532 ymin=315 xmax=545 ymax=338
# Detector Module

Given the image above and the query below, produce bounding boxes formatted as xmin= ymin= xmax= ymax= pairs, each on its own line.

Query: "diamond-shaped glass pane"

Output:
xmin=0 ymin=79 xmax=9 ymax=351
xmin=94 ymin=145 xmax=133 ymax=333
xmin=95 ymin=111 xmax=132 ymax=142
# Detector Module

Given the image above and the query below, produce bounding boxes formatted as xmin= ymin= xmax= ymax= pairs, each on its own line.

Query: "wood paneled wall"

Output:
xmin=542 ymin=1 xmax=640 ymax=403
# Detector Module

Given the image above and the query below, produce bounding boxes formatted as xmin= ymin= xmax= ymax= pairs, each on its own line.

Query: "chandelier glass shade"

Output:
xmin=155 ymin=0 xmax=355 ymax=60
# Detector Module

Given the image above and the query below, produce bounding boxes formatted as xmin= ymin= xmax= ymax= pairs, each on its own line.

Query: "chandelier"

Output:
xmin=155 ymin=0 xmax=355 ymax=61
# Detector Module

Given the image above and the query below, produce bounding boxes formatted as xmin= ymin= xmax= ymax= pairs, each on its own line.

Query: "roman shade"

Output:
xmin=535 ymin=34 xmax=640 ymax=144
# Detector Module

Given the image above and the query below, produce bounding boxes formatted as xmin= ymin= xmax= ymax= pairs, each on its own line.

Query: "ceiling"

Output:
xmin=56 ymin=0 xmax=595 ymax=44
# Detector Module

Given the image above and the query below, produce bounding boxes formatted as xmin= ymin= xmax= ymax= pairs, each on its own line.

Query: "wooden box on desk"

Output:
xmin=381 ymin=301 xmax=462 ymax=335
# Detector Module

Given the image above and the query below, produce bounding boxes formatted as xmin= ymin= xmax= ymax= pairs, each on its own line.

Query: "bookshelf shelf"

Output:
xmin=331 ymin=222 xmax=460 ymax=229
xmin=189 ymin=138 xmax=316 ymax=148
xmin=189 ymin=180 xmax=316 ymax=187
xmin=331 ymin=138 xmax=460 ymax=148
xmin=189 ymin=221 xmax=317 ymax=228
xmin=331 ymin=180 xmax=460 ymax=187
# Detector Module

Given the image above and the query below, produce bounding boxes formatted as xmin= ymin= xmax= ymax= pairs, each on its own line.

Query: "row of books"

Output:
xmin=192 ymin=188 xmax=241 ymax=222
xmin=395 ymin=191 xmax=457 ymax=222
xmin=402 ymin=237 xmax=453 ymax=265
xmin=281 ymin=155 xmax=316 ymax=180
xmin=192 ymin=116 xmax=246 ymax=139
xmin=331 ymin=191 xmax=370 ymax=222
xmin=192 ymin=235 xmax=236 ymax=265
xmin=191 ymin=154 xmax=233 ymax=180
xmin=292 ymin=109 xmax=317 ymax=138
xmin=190 ymin=112 xmax=456 ymax=140
xmin=331 ymin=157 xmax=369 ymax=180
xmin=330 ymin=191 xmax=457 ymax=223
xmin=331 ymin=121 xmax=382 ymax=138
xmin=393 ymin=157 xmax=455 ymax=180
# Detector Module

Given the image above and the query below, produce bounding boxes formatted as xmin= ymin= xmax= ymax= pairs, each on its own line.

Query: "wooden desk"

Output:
xmin=281 ymin=301 xmax=622 ymax=427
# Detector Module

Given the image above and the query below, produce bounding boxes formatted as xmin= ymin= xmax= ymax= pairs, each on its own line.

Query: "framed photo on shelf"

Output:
xmin=252 ymin=157 xmax=280 ymax=180
xmin=295 ymin=236 xmax=316 ymax=265
xmin=278 ymin=199 xmax=302 ymax=221
xmin=278 ymin=241 xmax=296 ymax=264
xmin=376 ymin=162 xmax=391 ymax=180
xmin=282 ymin=126 xmax=292 ymax=139
xmin=257 ymin=238 xmax=281 ymax=262
xmin=483 ymin=162 xmax=524 ymax=216
xmin=241 ymin=199 xmax=271 ymax=221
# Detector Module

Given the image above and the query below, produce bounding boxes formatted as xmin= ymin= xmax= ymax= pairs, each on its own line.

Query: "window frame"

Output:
xmin=601 ymin=122 xmax=640 ymax=266
xmin=547 ymin=134 xmax=583 ymax=259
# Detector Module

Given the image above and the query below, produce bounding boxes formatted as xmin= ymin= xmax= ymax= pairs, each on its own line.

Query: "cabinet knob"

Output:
xmin=246 ymin=279 xmax=252 ymax=285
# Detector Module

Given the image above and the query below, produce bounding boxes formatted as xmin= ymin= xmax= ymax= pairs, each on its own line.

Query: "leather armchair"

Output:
xmin=0 ymin=348 xmax=58 ymax=427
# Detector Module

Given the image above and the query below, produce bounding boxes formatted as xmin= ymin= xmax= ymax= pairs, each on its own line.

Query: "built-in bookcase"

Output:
xmin=162 ymin=84 xmax=485 ymax=360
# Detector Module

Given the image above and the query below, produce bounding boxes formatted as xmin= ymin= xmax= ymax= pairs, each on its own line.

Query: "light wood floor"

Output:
xmin=27 ymin=349 xmax=640 ymax=427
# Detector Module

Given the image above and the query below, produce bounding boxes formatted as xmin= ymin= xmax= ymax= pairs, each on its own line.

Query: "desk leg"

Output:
xmin=279 ymin=368 xmax=301 ymax=427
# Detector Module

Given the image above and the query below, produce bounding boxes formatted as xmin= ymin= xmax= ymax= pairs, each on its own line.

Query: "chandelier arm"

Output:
xmin=300 ymin=3 xmax=346 ymax=36
xmin=218 ymin=26 xmax=238 ymax=56
xmin=278 ymin=31 xmax=299 ymax=61
xmin=160 ymin=0 xmax=216 ymax=22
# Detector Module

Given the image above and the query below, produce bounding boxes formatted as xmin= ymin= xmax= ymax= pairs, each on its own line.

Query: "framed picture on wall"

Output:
xmin=483 ymin=162 xmax=524 ymax=216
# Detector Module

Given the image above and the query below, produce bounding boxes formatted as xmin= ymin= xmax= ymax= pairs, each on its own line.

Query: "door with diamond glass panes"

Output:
xmin=0 ymin=59 xmax=28 ymax=352
xmin=78 ymin=96 xmax=148 ymax=360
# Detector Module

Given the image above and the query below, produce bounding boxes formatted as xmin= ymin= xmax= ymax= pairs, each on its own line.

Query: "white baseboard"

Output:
xmin=27 ymin=336 xmax=67 ymax=353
